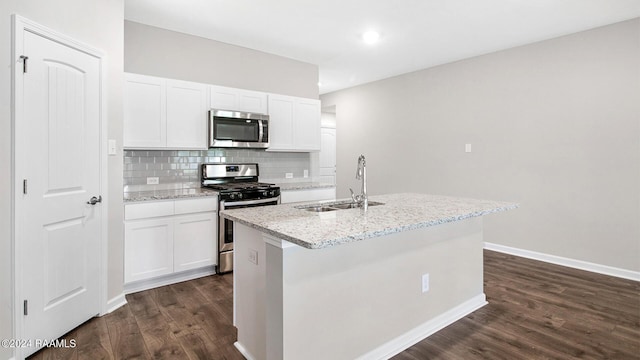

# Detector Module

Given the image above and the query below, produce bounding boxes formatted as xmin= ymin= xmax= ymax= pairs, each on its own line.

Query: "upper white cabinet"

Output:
xmin=124 ymin=73 xmax=208 ymax=149
xmin=166 ymin=79 xmax=208 ymax=148
xmin=210 ymin=85 xmax=268 ymax=114
xmin=267 ymin=95 xmax=321 ymax=152
xmin=123 ymin=74 xmax=166 ymax=148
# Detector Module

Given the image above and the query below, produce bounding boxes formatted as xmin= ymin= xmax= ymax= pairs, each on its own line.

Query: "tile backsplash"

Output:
xmin=123 ymin=149 xmax=311 ymax=186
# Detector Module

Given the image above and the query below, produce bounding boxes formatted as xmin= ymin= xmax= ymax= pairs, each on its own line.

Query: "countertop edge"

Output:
xmin=221 ymin=203 xmax=518 ymax=249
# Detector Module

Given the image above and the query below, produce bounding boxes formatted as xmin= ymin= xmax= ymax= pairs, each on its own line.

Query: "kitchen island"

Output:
xmin=221 ymin=193 xmax=517 ymax=360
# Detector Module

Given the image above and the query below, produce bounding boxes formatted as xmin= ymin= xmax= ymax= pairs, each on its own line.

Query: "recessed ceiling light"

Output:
xmin=362 ymin=30 xmax=380 ymax=44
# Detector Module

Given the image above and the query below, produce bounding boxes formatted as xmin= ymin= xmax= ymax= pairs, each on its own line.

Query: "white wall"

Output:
xmin=124 ymin=21 xmax=319 ymax=99
xmin=0 ymin=1 xmax=124 ymax=359
xmin=321 ymin=19 xmax=640 ymax=273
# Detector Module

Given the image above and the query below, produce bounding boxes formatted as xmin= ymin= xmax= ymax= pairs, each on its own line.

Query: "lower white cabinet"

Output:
xmin=173 ymin=212 xmax=217 ymax=272
xmin=124 ymin=197 xmax=217 ymax=284
xmin=124 ymin=218 xmax=174 ymax=282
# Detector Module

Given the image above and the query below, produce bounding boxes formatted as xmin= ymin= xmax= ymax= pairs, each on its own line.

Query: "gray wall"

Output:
xmin=124 ymin=20 xmax=319 ymax=99
xmin=0 ymin=0 xmax=124 ymax=359
xmin=322 ymin=19 xmax=640 ymax=272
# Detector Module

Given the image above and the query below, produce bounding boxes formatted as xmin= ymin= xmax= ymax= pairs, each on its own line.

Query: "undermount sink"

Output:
xmin=302 ymin=206 xmax=339 ymax=212
xmin=297 ymin=201 xmax=384 ymax=212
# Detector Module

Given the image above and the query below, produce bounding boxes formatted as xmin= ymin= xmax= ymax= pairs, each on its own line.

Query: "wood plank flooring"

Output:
xmin=29 ymin=250 xmax=639 ymax=359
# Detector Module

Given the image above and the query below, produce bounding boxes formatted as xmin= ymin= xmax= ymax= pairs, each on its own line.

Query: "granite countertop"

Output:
xmin=124 ymin=187 xmax=218 ymax=202
xmin=276 ymin=181 xmax=336 ymax=191
xmin=220 ymin=193 xmax=518 ymax=249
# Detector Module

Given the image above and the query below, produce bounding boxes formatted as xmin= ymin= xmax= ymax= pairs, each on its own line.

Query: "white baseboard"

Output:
xmin=104 ymin=293 xmax=127 ymax=315
xmin=484 ymin=242 xmax=640 ymax=282
xmin=357 ymin=294 xmax=488 ymax=360
xmin=234 ymin=341 xmax=256 ymax=360
xmin=123 ymin=266 xmax=216 ymax=294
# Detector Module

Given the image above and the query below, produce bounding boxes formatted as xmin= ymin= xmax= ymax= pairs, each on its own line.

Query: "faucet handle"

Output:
xmin=349 ymin=188 xmax=362 ymax=203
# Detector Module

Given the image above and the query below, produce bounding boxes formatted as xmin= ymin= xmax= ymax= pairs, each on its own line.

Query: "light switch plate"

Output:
xmin=422 ymin=273 xmax=430 ymax=293
xmin=108 ymin=139 xmax=117 ymax=155
xmin=285 ymin=173 xmax=293 ymax=179
xmin=465 ymin=144 xmax=472 ymax=153
xmin=147 ymin=177 xmax=159 ymax=185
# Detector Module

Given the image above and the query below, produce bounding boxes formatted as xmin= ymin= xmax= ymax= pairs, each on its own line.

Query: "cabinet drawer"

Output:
xmin=125 ymin=200 xmax=174 ymax=220
xmin=174 ymin=197 xmax=217 ymax=214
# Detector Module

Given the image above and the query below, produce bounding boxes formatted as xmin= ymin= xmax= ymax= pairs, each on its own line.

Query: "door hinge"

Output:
xmin=23 ymin=300 xmax=28 ymax=316
xmin=23 ymin=179 xmax=27 ymax=194
xmin=19 ymin=55 xmax=28 ymax=73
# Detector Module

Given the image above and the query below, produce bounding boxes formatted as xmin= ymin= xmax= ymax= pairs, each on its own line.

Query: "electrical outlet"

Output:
xmin=248 ymin=249 xmax=258 ymax=265
xmin=285 ymin=173 xmax=293 ymax=179
xmin=146 ymin=177 xmax=159 ymax=185
xmin=465 ymin=144 xmax=472 ymax=153
xmin=421 ymin=273 xmax=430 ymax=293
xmin=303 ymin=169 xmax=309 ymax=178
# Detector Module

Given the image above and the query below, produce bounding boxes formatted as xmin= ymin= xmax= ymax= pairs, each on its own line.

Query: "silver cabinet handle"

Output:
xmin=87 ymin=195 xmax=102 ymax=205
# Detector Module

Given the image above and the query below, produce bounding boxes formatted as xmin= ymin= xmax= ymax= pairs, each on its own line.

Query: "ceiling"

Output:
xmin=125 ymin=0 xmax=640 ymax=94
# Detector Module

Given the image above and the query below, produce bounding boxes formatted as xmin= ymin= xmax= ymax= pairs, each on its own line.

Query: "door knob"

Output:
xmin=87 ymin=195 xmax=102 ymax=205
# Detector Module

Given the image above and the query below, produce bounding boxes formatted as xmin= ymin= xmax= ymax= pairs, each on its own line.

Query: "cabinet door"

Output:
xmin=124 ymin=218 xmax=174 ymax=283
xmin=174 ymin=212 xmax=217 ymax=272
xmin=294 ymin=98 xmax=321 ymax=151
xmin=267 ymin=94 xmax=296 ymax=151
xmin=210 ymin=85 xmax=238 ymax=111
xmin=237 ymin=89 xmax=268 ymax=114
xmin=123 ymin=73 xmax=166 ymax=148
xmin=211 ymin=85 xmax=268 ymax=114
xmin=166 ymin=79 xmax=208 ymax=149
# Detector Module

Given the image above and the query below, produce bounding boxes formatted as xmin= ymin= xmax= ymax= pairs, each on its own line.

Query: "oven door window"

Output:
xmin=214 ymin=117 xmax=261 ymax=142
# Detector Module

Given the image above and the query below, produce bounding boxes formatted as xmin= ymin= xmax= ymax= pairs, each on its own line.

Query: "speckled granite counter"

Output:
xmin=276 ymin=181 xmax=335 ymax=191
xmin=124 ymin=187 xmax=218 ymax=202
xmin=221 ymin=193 xmax=517 ymax=249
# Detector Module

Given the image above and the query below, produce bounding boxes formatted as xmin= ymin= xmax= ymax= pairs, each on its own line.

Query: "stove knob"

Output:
xmin=238 ymin=193 xmax=243 ymax=199
xmin=229 ymin=193 xmax=236 ymax=200
xmin=270 ymin=190 xmax=276 ymax=197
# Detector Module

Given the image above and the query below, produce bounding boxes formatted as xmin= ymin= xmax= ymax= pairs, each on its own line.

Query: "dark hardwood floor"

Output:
xmin=29 ymin=250 xmax=640 ymax=360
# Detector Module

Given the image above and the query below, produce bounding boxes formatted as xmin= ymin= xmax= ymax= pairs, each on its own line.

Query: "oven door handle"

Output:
xmin=220 ymin=196 xmax=280 ymax=209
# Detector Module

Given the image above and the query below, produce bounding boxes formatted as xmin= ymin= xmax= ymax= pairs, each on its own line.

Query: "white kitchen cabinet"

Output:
xmin=124 ymin=73 xmax=208 ymax=149
xmin=124 ymin=217 xmax=174 ymax=283
xmin=123 ymin=74 xmax=166 ymax=148
xmin=174 ymin=212 xmax=217 ymax=272
xmin=124 ymin=197 xmax=217 ymax=286
xmin=267 ymin=95 xmax=321 ymax=152
xmin=267 ymin=94 xmax=295 ymax=150
xmin=166 ymin=79 xmax=208 ymax=149
xmin=210 ymin=85 xmax=268 ymax=114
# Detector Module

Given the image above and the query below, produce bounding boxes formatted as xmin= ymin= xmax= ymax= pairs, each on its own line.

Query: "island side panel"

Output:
xmin=277 ymin=217 xmax=485 ymax=360
xmin=234 ymin=223 xmax=268 ymax=360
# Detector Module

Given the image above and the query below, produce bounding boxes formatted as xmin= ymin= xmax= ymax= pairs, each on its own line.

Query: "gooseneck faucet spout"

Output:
xmin=349 ymin=155 xmax=368 ymax=211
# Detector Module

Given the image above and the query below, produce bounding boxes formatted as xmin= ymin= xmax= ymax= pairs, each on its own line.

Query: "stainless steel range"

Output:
xmin=201 ymin=163 xmax=280 ymax=273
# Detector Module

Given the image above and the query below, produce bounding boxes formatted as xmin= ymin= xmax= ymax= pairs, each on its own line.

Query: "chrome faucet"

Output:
xmin=349 ymin=154 xmax=368 ymax=211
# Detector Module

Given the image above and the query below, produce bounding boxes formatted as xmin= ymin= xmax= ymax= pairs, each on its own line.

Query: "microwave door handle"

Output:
xmin=258 ymin=119 xmax=264 ymax=142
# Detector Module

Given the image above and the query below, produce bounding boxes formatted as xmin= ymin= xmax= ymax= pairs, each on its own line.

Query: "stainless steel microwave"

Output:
xmin=209 ymin=109 xmax=269 ymax=148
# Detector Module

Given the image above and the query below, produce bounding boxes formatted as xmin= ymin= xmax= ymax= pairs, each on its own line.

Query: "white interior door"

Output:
xmin=15 ymin=23 xmax=102 ymax=357
xmin=319 ymin=127 xmax=336 ymax=184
